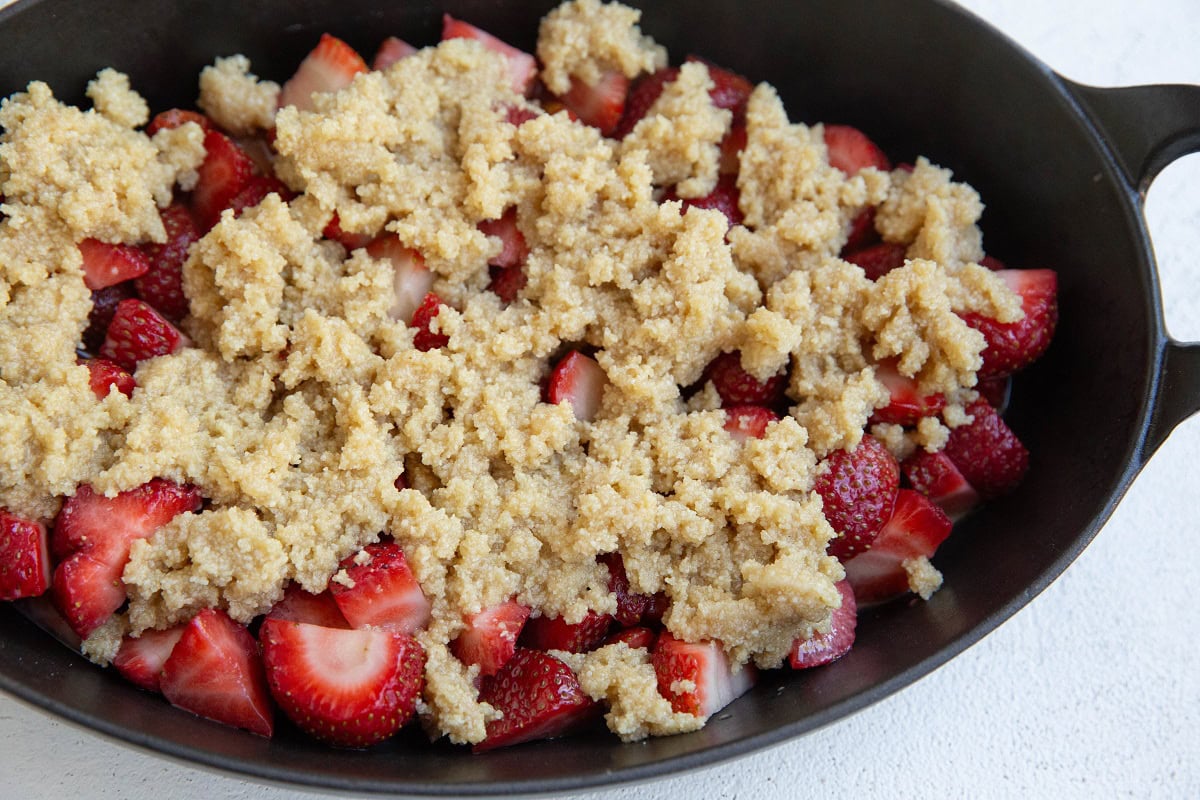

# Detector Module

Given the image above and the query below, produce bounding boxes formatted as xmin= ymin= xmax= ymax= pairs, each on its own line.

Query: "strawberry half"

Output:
xmin=869 ymin=359 xmax=946 ymax=426
xmin=441 ymin=15 xmax=536 ymax=95
xmin=901 ymin=450 xmax=981 ymax=520
xmin=0 ymin=510 xmax=51 ymax=601
xmin=843 ymin=489 xmax=953 ymax=605
xmin=961 ymin=269 xmax=1058 ymax=379
xmin=451 ymin=599 xmax=531 ymax=677
xmin=844 ymin=241 xmax=906 ymax=281
xmin=663 ymin=173 xmax=743 ymax=228
xmin=372 ymin=36 xmax=418 ymax=71
xmin=98 ymin=298 xmax=189 ymax=372
xmin=135 ymin=203 xmax=199 ymax=321
xmin=145 ymin=108 xmax=212 ymax=136
xmin=51 ymin=480 xmax=202 ymax=638
xmin=613 ymin=66 xmax=679 ymax=139
xmin=941 ymin=398 xmax=1029 ymax=498
xmin=192 ymin=130 xmax=255 ymax=231
xmin=520 ymin=610 xmax=613 ymax=654
xmin=329 ymin=542 xmax=431 ymax=634
xmin=604 ymin=626 xmax=657 ymax=650
xmin=279 ymin=33 xmax=368 ymax=112
xmin=410 ymin=292 xmax=450 ymax=352
xmin=78 ymin=239 xmax=150 ymax=291
xmin=559 ymin=70 xmax=629 ymax=136
xmin=82 ymin=357 xmax=135 ymax=399
xmin=824 ymin=124 xmax=892 ymax=174
xmin=261 ymin=618 xmax=424 ymax=748
xmin=705 ymin=351 xmax=786 ymax=407
xmin=113 ymin=624 xmax=186 ymax=692
xmin=789 ymin=579 xmax=856 ymax=669
xmin=547 ymin=350 xmax=608 ymax=422
xmin=724 ymin=405 xmax=778 ymax=441
xmin=474 ymin=648 xmax=598 ymax=752
xmin=160 ymin=609 xmax=274 ymax=737
xmin=814 ymin=435 xmax=900 ymax=561
xmin=651 ymin=632 xmax=755 ymax=718
xmin=365 ymin=236 xmax=433 ymax=324
xmin=266 ymin=583 xmax=350 ymax=629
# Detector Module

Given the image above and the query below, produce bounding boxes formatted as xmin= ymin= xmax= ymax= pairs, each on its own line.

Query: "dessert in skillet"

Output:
xmin=0 ymin=0 xmax=1056 ymax=749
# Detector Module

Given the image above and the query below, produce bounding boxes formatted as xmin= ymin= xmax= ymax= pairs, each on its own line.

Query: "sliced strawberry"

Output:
xmin=613 ymin=67 xmax=679 ymax=139
xmin=135 ymin=203 xmax=199 ymax=321
xmin=684 ymin=56 xmax=753 ymax=121
xmin=901 ymin=450 xmax=981 ymax=519
xmin=410 ymin=292 xmax=450 ymax=352
xmin=0 ymin=510 xmax=50 ymax=601
xmin=477 ymin=207 xmax=528 ymax=269
xmin=604 ymin=626 xmax=657 ymax=650
xmin=718 ymin=122 xmax=747 ymax=174
xmin=323 ymin=212 xmax=373 ymax=251
xmin=372 ymin=36 xmax=418 ymax=71
xmin=520 ymin=610 xmax=612 ymax=654
xmin=113 ymin=624 xmax=186 ymax=692
xmin=705 ymin=351 xmax=786 ymax=407
xmin=440 ymin=15 xmax=536 ymax=95
xmin=663 ymin=173 xmax=743 ymax=228
xmin=844 ymin=241 xmax=906 ymax=281
xmin=599 ymin=553 xmax=651 ymax=628
xmin=51 ymin=480 xmax=202 ymax=637
xmin=365 ymin=236 xmax=432 ymax=324
xmin=227 ymin=175 xmax=294 ymax=218
xmin=145 ymin=108 xmax=212 ymax=137
xmin=824 ymin=124 xmax=892 ymax=174
xmin=329 ymin=542 xmax=431 ymax=634
xmin=160 ymin=609 xmax=274 ymax=737
xmin=843 ymin=488 xmax=952 ymax=604
xmin=279 ymin=33 xmax=368 ymax=112
xmin=488 ymin=265 xmax=527 ymax=304
xmin=261 ymin=618 xmax=423 ymax=747
xmin=83 ymin=357 xmax=135 ymax=398
xmin=976 ymin=375 xmax=1011 ymax=412
xmin=474 ymin=648 xmax=598 ymax=752
xmin=842 ymin=207 xmax=880 ymax=254
xmin=451 ymin=599 xmax=531 ymax=677
xmin=559 ymin=71 xmax=629 ymax=136
xmin=192 ymin=130 xmax=255 ymax=231
xmin=651 ymin=632 xmax=755 ymax=718
xmin=961 ymin=269 xmax=1058 ymax=379
xmin=98 ymin=298 xmax=188 ymax=372
xmin=814 ymin=435 xmax=900 ymax=561
xmin=83 ymin=283 xmax=134 ymax=353
xmin=789 ymin=579 xmax=856 ymax=669
xmin=78 ymin=239 xmax=150 ymax=291
xmin=724 ymin=405 xmax=778 ymax=441
xmin=941 ymin=398 xmax=1029 ymax=498
xmin=266 ymin=583 xmax=350 ymax=629
xmin=869 ymin=359 xmax=946 ymax=426
xmin=547 ymin=350 xmax=608 ymax=422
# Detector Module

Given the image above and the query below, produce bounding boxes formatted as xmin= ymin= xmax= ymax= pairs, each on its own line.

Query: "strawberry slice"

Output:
xmin=192 ymin=130 xmax=255 ymax=231
xmin=477 ymin=207 xmax=529 ymax=269
xmin=372 ymin=36 xmax=418 ymax=71
xmin=724 ymin=405 xmax=778 ymax=441
xmin=450 ymin=599 xmax=531 ymax=677
xmin=559 ymin=71 xmax=629 ymax=136
xmin=901 ymin=450 xmax=981 ymax=519
xmin=365 ymin=236 xmax=433 ymax=324
xmin=844 ymin=241 xmax=906 ymax=281
xmin=329 ymin=542 xmax=431 ymax=634
xmin=113 ymin=624 xmax=186 ymax=692
xmin=83 ymin=283 xmax=134 ymax=353
xmin=323 ymin=212 xmax=373 ymax=251
xmin=474 ymin=648 xmax=598 ymax=752
xmin=440 ymin=15 xmax=536 ymax=95
xmin=266 ymin=583 xmax=350 ymax=629
xmin=547 ymin=350 xmax=608 ymax=422
xmin=261 ymin=618 xmax=424 ymax=747
xmin=613 ymin=66 xmax=679 ymax=139
xmin=135 ymin=203 xmax=199 ymax=321
xmin=705 ymin=351 xmax=786 ymax=407
xmin=789 ymin=579 xmax=856 ymax=669
xmin=843 ymin=489 xmax=953 ymax=605
xmin=227 ymin=175 xmax=294 ymax=218
xmin=410 ymin=292 xmax=450 ymax=351
xmin=0 ymin=510 xmax=51 ymax=601
xmin=160 ymin=609 xmax=274 ymax=737
xmin=814 ymin=435 xmax=900 ymax=561
xmin=51 ymin=480 xmax=202 ymax=637
xmin=98 ymin=298 xmax=189 ymax=372
xmin=78 ymin=239 xmax=150 ymax=291
xmin=869 ymin=359 xmax=946 ymax=426
xmin=520 ymin=610 xmax=613 ymax=654
xmin=651 ymin=632 xmax=756 ymax=718
xmin=941 ymin=398 xmax=1029 ymax=498
xmin=599 ymin=552 xmax=651 ymax=628
xmin=663 ymin=173 xmax=743 ymax=228
xmin=824 ymin=124 xmax=892 ymax=174
xmin=145 ymin=108 xmax=212 ymax=136
xmin=604 ymin=626 xmax=657 ymax=650
xmin=279 ymin=33 xmax=368 ymax=112
xmin=961 ymin=269 xmax=1058 ymax=379
xmin=82 ymin=357 xmax=135 ymax=398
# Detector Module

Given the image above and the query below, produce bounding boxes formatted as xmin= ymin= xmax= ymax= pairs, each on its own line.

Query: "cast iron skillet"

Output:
xmin=0 ymin=0 xmax=1197 ymax=795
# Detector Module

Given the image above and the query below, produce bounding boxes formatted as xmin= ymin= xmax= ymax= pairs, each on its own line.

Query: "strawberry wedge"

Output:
xmin=451 ymin=599 xmax=530 ymax=677
xmin=521 ymin=610 xmax=613 ymax=654
xmin=279 ymin=33 xmax=368 ymax=112
xmin=78 ymin=239 xmax=150 ymax=291
xmin=705 ymin=351 xmax=786 ymax=407
xmin=789 ymin=579 xmax=857 ymax=669
xmin=441 ymin=15 xmax=536 ymax=95
xmin=869 ymin=359 xmax=946 ymax=426
xmin=962 ymin=269 xmax=1058 ymax=379
xmin=82 ymin=357 xmax=135 ymax=399
xmin=372 ymin=36 xmax=418 ymax=71
xmin=941 ymin=398 xmax=1029 ymax=499
xmin=547 ymin=350 xmax=608 ymax=421
xmin=843 ymin=489 xmax=953 ymax=605
xmin=559 ymin=70 xmax=629 ymax=136
xmin=724 ymin=405 xmax=778 ymax=441
xmin=0 ymin=509 xmax=51 ymax=601
xmin=651 ymin=632 xmax=756 ymax=718
xmin=192 ymin=130 xmax=256 ymax=231
xmin=329 ymin=542 xmax=431 ymax=634
xmin=98 ymin=298 xmax=189 ymax=372
xmin=113 ymin=624 xmax=186 ymax=692
xmin=365 ymin=236 xmax=433 ymax=324
xmin=475 ymin=648 xmax=598 ymax=752
xmin=160 ymin=609 xmax=274 ymax=737
xmin=902 ymin=450 xmax=981 ymax=520
xmin=266 ymin=583 xmax=351 ymax=629
xmin=824 ymin=124 xmax=891 ymax=174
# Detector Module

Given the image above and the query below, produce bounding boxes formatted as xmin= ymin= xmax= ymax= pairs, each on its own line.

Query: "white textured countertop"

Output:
xmin=1 ymin=1 xmax=1198 ymax=797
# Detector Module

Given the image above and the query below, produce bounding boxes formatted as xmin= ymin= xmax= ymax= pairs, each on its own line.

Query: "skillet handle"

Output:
xmin=1065 ymin=80 xmax=1200 ymax=458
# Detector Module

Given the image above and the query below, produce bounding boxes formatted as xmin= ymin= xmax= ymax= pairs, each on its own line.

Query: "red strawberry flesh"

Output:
xmin=651 ymin=632 xmax=755 ymax=718
xmin=962 ymin=269 xmax=1058 ymax=379
xmin=266 ymin=583 xmax=351 ymax=629
xmin=824 ymin=124 xmax=891 ymax=174
xmin=559 ymin=70 xmax=629 ymax=136
xmin=78 ymin=239 xmax=150 ymax=291
xmin=410 ymin=292 xmax=450 ymax=352
xmin=705 ymin=351 xmax=785 ymax=407
xmin=520 ymin=609 xmax=613 ymax=654
xmin=869 ymin=359 xmax=946 ymax=426
xmin=135 ymin=203 xmax=199 ymax=321
xmin=279 ymin=33 xmax=368 ymax=112
xmin=83 ymin=357 xmax=135 ymax=398
xmin=844 ymin=241 xmax=907 ymax=281
xmin=329 ymin=542 xmax=431 ymax=634
xmin=901 ymin=449 xmax=981 ymax=519
xmin=789 ymin=579 xmax=856 ymax=669
xmin=843 ymin=488 xmax=953 ymax=605
xmin=98 ymin=298 xmax=188 ymax=372
xmin=113 ymin=624 xmax=186 ymax=692
xmin=372 ymin=36 xmax=418 ymax=71
xmin=441 ymin=15 xmax=536 ymax=95
xmin=451 ymin=599 xmax=531 ymax=677
xmin=0 ymin=510 xmax=51 ymax=601
xmin=724 ymin=405 xmax=778 ymax=441
xmin=547 ymin=350 xmax=607 ymax=421
xmin=192 ymin=129 xmax=255 ymax=231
